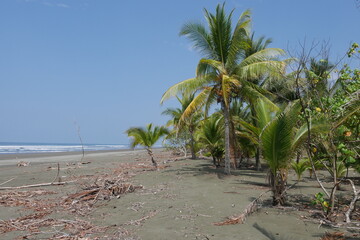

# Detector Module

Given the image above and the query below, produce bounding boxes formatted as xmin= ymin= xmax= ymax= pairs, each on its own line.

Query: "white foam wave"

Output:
xmin=0 ymin=143 xmax=129 ymax=154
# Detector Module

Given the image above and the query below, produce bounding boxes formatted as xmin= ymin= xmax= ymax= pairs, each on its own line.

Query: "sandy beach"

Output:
xmin=0 ymin=149 xmax=359 ymax=239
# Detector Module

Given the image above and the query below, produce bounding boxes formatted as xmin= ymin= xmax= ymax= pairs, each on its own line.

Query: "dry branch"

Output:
xmin=123 ymin=210 xmax=158 ymax=226
xmin=214 ymin=190 xmax=270 ymax=226
xmin=345 ymin=179 xmax=360 ymax=223
xmin=0 ymin=181 xmax=75 ymax=190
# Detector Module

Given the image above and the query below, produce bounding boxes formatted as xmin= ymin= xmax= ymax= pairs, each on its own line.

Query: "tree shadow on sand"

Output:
xmin=164 ymin=159 xmax=270 ymax=179
xmin=253 ymin=223 xmax=299 ymax=240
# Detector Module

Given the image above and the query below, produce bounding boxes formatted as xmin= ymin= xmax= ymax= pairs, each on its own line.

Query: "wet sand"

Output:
xmin=0 ymin=149 xmax=358 ymax=239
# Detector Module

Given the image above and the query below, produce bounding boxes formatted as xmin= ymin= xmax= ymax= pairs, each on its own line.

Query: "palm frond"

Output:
xmin=260 ymin=110 xmax=295 ymax=174
xmin=204 ymin=87 xmax=218 ymax=117
xmin=292 ymin=119 xmax=329 ymax=151
xmin=126 ymin=124 xmax=169 ymax=149
xmin=226 ymin=9 xmax=252 ymax=69
xmin=222 ymin=75 xmax=241 ymax=107
xmin=333 ymin=90 xmax=360 ymax=129
xmin=181 ymin=87 xmax=212 ymax=121
xmin=235 ymin=9 xmax=252 ymax=35
xmin=160 ymin=77 xmax=211 ymax=104
xmin=237 ymin=60 xmax=286 ymax=80
xmin=235 ymin=130 xmax=259 ymax=145
xmin=240 ymin=84 xmax=279 ymax=112
xmin=204 ymin=3 xmax=233 ymax=63
xmin=198 ymin=58 xmax=226 ymax=74
xmin=254 ymin=99 xmax=278 ymax=130
xmin=238 ymin=48 xmax=286 ymax=68
xmin=180 ymin=22 xmax=216 ymax=59
xmin=236 ymin=118 xmax=260 ymax=137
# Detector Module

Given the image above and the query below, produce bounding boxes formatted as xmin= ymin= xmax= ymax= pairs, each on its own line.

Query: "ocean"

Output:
xmin=0 ymin=142 xmax=129 ymax=154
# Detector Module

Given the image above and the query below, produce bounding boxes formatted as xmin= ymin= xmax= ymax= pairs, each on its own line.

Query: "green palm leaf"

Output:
xmin=332 ymin=91 xmax=360 ymax=129
xmin=226 ymin=9 xmax=251 ymax=68
xmin=180 ymin=22 xmax=215 ymax=59
xmin=238 ymin=48 xmax=285 ymax=68
xmin=260 ymin=112 xmax=294 ymax=174
xmin=160 ymin=77 xmax=211 ymax=104
xmin=182 ymin=87 xmax=212 ymax=120
xmin=237 ymin=60 xmax=286 ymax=80
xmin=198 ymin=58 xmax=226 ymax=74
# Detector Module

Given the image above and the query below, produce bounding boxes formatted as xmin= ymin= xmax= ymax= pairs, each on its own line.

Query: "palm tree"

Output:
xmin=197 ymin=113 xmax=224 ymax=167
xmin=235 ymin=99 xmax=328 ymax=205
xmin=260 ymin=102 xmax=301 ymax=205
xmin=161 ymin=3 xmax=285 ymax=174
xmin=126 ymin=124 xmax=169 ymax=168
xmin=162 ymin=93 xmax=202 ymax=159
xmin=306 ymin=58 xmax=334 ymax=95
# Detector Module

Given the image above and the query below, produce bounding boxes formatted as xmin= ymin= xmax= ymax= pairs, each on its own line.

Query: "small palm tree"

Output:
xmin=197 ymin=114 xmax=224 ymax=167
xmin=162 ymin=93 xmax=202 ymax=159
xmin=260 ymin=102 xmax=300 ymax=205
xmin=126 ymin=124 xmax=169 ymax=168
xmin=291 ymin=160 xmax=310 ymax=181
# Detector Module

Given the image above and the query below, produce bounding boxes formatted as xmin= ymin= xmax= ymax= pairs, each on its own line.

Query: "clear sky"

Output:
xmin=0 ymin=0 xmax=359 ymax=144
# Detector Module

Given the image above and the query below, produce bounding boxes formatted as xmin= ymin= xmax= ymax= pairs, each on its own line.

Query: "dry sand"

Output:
xmin=0 ymin=149 xmax=359 ymax=239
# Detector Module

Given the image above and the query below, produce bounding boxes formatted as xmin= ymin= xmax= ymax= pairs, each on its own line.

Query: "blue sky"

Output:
xmin=0 ymin=0 xmax=359 ymax=144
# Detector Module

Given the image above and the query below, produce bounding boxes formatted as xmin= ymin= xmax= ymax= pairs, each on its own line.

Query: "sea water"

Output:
xmin=0 ymin=142 xmax=129 ymax=154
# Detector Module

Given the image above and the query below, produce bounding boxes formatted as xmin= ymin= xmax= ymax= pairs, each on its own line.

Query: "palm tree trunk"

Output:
xmin=229 ymin=121 xmax=237 ymax=169
xmin=271 ymin=171 xmax=286 ymax=206
xmin=250 ymin=105 xmax=261 ymax=171
xmin=146 ymin=148 xmax=158 ymax=168
xmin=255 ymin=148 xmax=261 ymax=171
xmin=189 ymin=128 xmax=197 ymax=159
xmin=255 ymin=147 xmax=261 ymax=171
xmin=296 ymin=151 xmax=301 ymax=164
xmin=222 ymin=102 xmax=231 ymax=175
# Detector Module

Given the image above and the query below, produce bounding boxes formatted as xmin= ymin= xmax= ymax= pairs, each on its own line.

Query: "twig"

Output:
xmin=0 ymin=177 xmax=16 ymax=186
xmin=123 ymin=210 xmax=158 ymax=226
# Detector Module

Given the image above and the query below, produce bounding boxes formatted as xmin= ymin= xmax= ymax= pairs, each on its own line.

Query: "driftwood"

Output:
xmin=302 ymin=216 xmax=360 ymax=231
xmin=214 ymin=190 xmax=270 ymax=226
xmin=17 ymin=161 xmax=30 ymax=167
xmin=65 ymin=182 xmax=142 ymax=203
xmin=0 ymin=181 xmax=75 ymax=190
xmin=320 ymin=231 xmax=345 ymax=240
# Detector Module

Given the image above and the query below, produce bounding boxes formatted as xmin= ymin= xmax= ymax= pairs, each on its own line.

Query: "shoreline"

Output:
xmin=0 ymin=148 xmax=149 ymax=167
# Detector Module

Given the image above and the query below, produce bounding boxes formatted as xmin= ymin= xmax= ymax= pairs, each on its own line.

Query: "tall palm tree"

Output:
xmin=126 ymin=124 xmax=169 ymax=168
xmin=162 ymin=93 xmax=202 ymax=159
xmin=161 ymin=3 xmax=285 ymax=174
